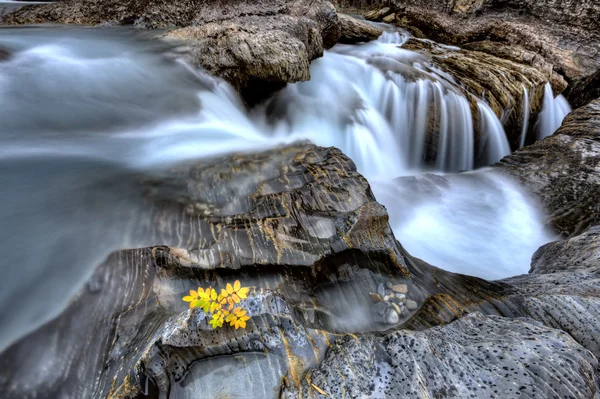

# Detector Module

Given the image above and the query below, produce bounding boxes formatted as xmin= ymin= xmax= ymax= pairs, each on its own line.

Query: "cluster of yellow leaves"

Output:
xmin=183 ymin=280 xmax=251 ymax=329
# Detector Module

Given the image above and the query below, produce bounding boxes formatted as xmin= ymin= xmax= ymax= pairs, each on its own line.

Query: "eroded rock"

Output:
xmin=282 ymin=313 xmax=599 ymax=398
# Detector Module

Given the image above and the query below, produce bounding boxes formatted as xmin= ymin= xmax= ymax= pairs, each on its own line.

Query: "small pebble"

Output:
xmin=390 ymin=302 xmax=402 ymax=315
xmin=385 ymin=281 xmax=393 ymax=289
xmin=390 ymin=284 xmax=408 ymax=294
xmin=370 ymin=293 xmax=383 ymax=302
xmin=377 ymin=283 xmax=386 ymax=297
xmin=383 ymin=295 xmax=391 ymax=302
xmin=386 ymin=309 xmax=399 ymax=324
xmin=406 ymin=299 xmax=418 ymax=311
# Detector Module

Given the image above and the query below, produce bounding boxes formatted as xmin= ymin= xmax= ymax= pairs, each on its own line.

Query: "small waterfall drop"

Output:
xmin=519 ymin=85 xmax=530 ymax=149
xmin=478 ymin=101 xmax=511 ymax=164
xmin=538 ymin=82 xmax=572 ymax=139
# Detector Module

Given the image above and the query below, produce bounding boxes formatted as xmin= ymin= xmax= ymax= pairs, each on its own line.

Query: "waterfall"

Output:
xmin=478 ymin=101 xmax=511 ymax=164
xmin=261 ymin=32 xmax=479 ymax=177
xmin=538 ymin=82 xmax=572 ymax=139
xmin=519 ymin=85 xmax=530 ymax=149
xmin=0 ymin=26 xmax=557 ymax=350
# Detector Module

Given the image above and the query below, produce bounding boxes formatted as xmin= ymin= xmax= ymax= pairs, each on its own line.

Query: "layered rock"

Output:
xmin=499 ymin=99 xmax=600 ymax=237
xmin=1 ymin=142 xmax=598 ymax=398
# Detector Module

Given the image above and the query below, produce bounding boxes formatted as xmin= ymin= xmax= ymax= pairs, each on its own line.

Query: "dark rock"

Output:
xmin=337 ymin=13 xmax=382 ymax=44
xmin=498 ymin=99 xmax=600 ymax=237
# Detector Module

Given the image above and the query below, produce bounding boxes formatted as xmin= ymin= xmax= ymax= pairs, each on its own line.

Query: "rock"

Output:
xmin=337 ymin=13 xmax=382 ymax=44
xmin=381 ymin=12 xmax=396 ymax=23
xmin=371 ymin=301 xmax=391 ymax=323
xmin=498 ymin=99 xmax=600 ymax=237
xmin=364 ymin=7 xmax=391 ymax=21
xmin=385 ymin=308 xmax=399 ymax=324
xmin=529 ymin=225 xmax=599 ymax=275
xmin=282 ymin=313 xmax=599 ymax=398
xmin=405 ymin=299 xmax=418 ymax=310
xmin=377 ymin=283 xmax=386 ymax=297
xmin=369 ymin=292 xmax=383 ymax=302
xmin=389 ymin=283 xmax=408 ymax=294
xmin=390 ymin=302 xmax=402 ymax=316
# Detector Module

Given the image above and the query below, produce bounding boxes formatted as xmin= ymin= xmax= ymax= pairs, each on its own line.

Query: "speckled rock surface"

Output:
xmin=499 ymin=99 xmax=600 ymax=237
xmin=281 ymin=313 xmax=599 ymax=398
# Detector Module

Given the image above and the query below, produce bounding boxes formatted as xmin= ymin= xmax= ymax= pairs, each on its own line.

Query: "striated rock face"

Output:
xmin=499 ymin=99 xmax=600 ymax=237
xmin=282 ymin=313 xmax=599 ymax=398
xmin=1 ymin=142 xmax=598 ymax=398
xmin=355 ymin=0 xmax=600 ymax=106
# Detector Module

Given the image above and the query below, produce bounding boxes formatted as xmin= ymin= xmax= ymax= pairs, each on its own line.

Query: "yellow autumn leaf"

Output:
xmin=197 ymin=287 xmax=204 ymax=295
xmin=231 ymin=293 xmax=241 ymax=303
xmin=182 ymin=295 xmax=194 ymax=303
xmin=225 ymin=283 xmax=233 ymax=294
xmin=211 ymin=289 xmax=217 ymax=301
xmin=237 ymin=287 xmax=249 ymax=299
xmin=234 ymin=280 xmax=241 ymax=292
xmin=189 ymin=290 xmax=198 ymax=299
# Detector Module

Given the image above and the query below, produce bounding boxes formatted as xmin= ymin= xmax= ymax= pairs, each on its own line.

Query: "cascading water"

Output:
xmin=0 ymin=26 xmax=568 ymax=350
xmin=538 ymin=82 xmax=572 ymax=139
xmin=477 ymin=101 xmax=511 ymax=165
xmin=519 ymin=85 xmax=531 ymax=149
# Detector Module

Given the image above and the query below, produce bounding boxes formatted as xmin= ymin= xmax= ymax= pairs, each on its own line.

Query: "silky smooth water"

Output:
xmin=0 ymin=26 xmax=567 ymax=350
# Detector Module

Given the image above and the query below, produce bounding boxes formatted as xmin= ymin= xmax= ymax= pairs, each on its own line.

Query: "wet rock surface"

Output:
xmin=337 ymin=12 xmax=382 ymax=43
xmin=499 ymin=99 xmax=600 ymax=237
xmin=0 ymin=143 xmax=420 ymax=399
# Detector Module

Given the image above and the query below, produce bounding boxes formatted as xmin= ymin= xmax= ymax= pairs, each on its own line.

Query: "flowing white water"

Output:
xmin=0 ymin=26 xmax=568 ymax=350
xmin=538 ymin=82 xmax=572 ymax=139
xmin=519 ymin=85 xmax=531 ymax=149
xmin=372 ymin=171 xmax=555 ymax=280
xmin=478 ymin=101 xmax=511 ymax=164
